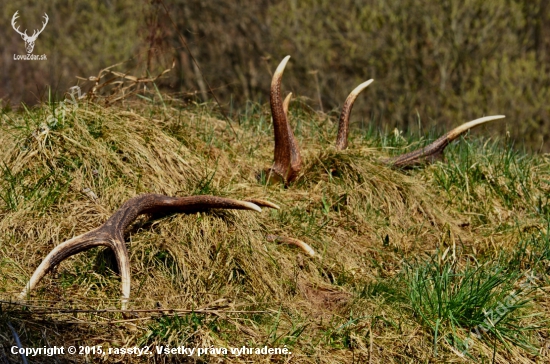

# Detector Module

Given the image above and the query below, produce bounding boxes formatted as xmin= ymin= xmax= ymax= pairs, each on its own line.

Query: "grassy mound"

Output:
xmin=0 ymin=97 xmax=548 ymax=363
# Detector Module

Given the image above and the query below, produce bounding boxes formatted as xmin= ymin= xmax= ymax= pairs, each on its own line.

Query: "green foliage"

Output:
xmin=141 ymin=313 xmax=217 ymax=349
xmin=404 ymin=252 xmax=541 ymax=355
xmin=268 ymin=0 xmax=549 ymax=147
xmin=430 ymin=138 xmax=543 ymax=221
xmin=507 ymin=224 xmax=550 ymax=274
xmin=161 ymin=0 xmax=550 ymax=150
xmin=0 ymin=163 xmax=71 ymax=213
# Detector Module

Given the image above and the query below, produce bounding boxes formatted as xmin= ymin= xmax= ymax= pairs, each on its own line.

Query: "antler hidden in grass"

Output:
xmin=268 ymin=56 xmax=303 ymax=184
xmin=268 ymin=55 xmax=505 ymax=183
xmin=19 ymin=194 xmax=276 ymax=308
xmin=267 ymin=235 xmax=316 ymax=257
xmin=382 ymin=115 xmax=505 ymax=168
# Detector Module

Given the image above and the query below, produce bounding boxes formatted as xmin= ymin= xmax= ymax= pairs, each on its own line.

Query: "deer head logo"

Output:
xmin=11 ymin=11 xmax=49 ymax=54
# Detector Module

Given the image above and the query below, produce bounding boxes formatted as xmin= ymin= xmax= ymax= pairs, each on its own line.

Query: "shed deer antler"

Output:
xmin=267 ymin=56 xmax=374 ymax=183
xmin=382 ymin=115 xmax=505 ymax=168
xmin=335 ymin=80 xmax=374 ymax=151
xmin=268 ymin=56 xmax=302 ymax=184
xmin=267 ymin=56 xmax=505 ymax=183
xmin=19 ymin=194 xmax=276 ymax=308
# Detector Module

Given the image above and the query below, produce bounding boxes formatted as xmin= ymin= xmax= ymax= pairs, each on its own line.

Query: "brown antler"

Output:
xmin=266 ymin=57 xmax=502 ymax=177
xmin=335 ymin=80 xmax=374 ymax=150
xmin=383 ymin=115 xmax=506 ymax=168
xmin=245 ymin=198 xmax=281 ymax=210
xmin=269 ymin=56 xmax=302 ymax=184
xmin=19 ymin=194 xmax=270 ymax=308
xmin=268 ymin=57 xmax=373 ymax=183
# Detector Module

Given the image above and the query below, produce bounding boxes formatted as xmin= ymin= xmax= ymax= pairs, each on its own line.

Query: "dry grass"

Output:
xmin=0 ymin=96 xmax=548 ymax=363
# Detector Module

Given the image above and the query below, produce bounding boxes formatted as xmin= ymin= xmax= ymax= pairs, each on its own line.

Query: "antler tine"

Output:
xmin=335 ymin=79 xmax=374 ymax=151
xmin=270 ymin=56 xmax=302 ymax=184
xmin=283 ymin=92 xmax=292 ymax=119
xmin=267 ymin=235 xmax=316 ymax=257
xmin=444 ymin=115 xmax=505 ymax=140
xmin=19 ymin=194 xmax=268 ymax=308
xmin=384 ymin=115 xmax=506 ymax=168
xmin=18 ymin=230 xmax=118 ymax=300
xmin=245 ymin=199 xmax=281 ymax=210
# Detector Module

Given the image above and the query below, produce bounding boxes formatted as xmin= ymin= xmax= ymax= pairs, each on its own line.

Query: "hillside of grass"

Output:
xmin=0 ymin=95 xmax=549 ymax=363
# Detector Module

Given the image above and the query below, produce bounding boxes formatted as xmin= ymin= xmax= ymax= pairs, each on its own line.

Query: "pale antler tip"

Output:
xmin=245 ymin=199 xmax=280 ymax=210
xmin=267 ymin=235 xmax=316 ymax=257
xmin=274 ymin=56 xmax=291 ymax=77
xmin=478 ymin=115 xmax=505 ymax=122
xmin=446 ymin=114 xmax=506 ymax=140
xmin=242 ymin=201 xmax=262 ymax=213
xmin=283 ymin=92 xmax=292 ymax=116
xmin=350 ymin=79 xmax=374 ymax=96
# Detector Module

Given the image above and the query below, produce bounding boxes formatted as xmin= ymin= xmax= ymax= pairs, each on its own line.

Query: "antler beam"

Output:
xmin=269 ymin=56 xmax=302 ymax=184
xmin=383 ymin=115 xmax=506 ymax=168
xmin=19 ymin=194 xmax=271 ymax=308
xmin=267 ymin=56 xmax=373 ymax=184
xmin=335 ymin=80 xmax=374 ymax=151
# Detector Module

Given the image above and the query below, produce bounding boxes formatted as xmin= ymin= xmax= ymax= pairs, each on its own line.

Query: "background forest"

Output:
xmin=1 ymin=0 xmax=549 ymax=148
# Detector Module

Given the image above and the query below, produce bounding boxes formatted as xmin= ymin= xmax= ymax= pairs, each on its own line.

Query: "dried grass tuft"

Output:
xmin=0 ymin=99 xmax=547 ymax=363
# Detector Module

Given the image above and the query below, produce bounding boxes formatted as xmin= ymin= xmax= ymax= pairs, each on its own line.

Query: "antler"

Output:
xmin=19 ymin=194 xmax=272 ymax=308
xmin=269 ymin=56 xmax=302 ymax=184
xmin=266 ymin=56 xmax=503 ymax=179
xmin=283 ymin=92 xmax=292 ymax=118
xmin=383 ymin=115 xmax=506 ymax=168
xmin=267 ymin=235 xmax=316 ymax=257
xmin=268 ymin=57 xmax=373 ymax=183
xmin=11 ymin=11 xmax=27 ymax=38
xmin=335 ymin=80 xmax=374 ymax=150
